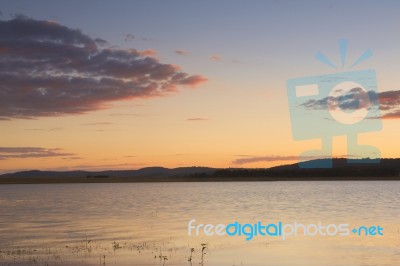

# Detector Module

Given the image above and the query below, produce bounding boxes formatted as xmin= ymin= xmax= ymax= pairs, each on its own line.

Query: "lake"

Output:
xmin=0 ymin=181 xmax=399 ymax=265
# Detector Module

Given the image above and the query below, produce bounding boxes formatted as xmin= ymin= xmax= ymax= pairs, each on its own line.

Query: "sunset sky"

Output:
xmin=0 ymin=0 xmax=399 ymax=173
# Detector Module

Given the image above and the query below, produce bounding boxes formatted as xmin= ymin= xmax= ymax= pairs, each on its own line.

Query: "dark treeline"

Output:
xmin=190 ymin=158 xmax=400 ymax=179
xmin=211 ymin=167 xmax=398 ymax=178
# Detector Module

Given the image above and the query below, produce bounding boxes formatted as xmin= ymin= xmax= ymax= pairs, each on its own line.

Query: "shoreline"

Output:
xmin=1 ymin=175 xmax=400 ymax=184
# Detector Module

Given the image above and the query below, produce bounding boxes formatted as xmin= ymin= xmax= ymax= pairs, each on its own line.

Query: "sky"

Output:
xmin=0 ymin=0 xmax=399 ymax=173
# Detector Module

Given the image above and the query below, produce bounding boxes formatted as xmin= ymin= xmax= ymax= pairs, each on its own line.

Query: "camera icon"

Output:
xmin=287 ymin=69 xmax=381 ymax=168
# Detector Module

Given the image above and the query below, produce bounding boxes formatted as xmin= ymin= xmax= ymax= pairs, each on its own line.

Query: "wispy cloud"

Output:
xmin=81 ymin=122 xmax=113 ymax=126
xmin=0 ymin=147 xmax=75 ymax=160
xmin=24 ymin=128 xmax=44 ymax=131
xmin=232 ymin=154 xmax=357 ymax=165
xmin=186 ymin=117 xmax=209 ymax=121
xmin=62 ymin=156 xmax=84 ymax=160
xmin=376 ymin=110 xmax=400 ymax=119
xmin=109 ymin=113 xmax=147 ymax=117
xmin=210 ymin=54 xmax=221 ymax=61
xmin=175 ymin=49 xmax=189 ymax=56
xmin=24 ymin=127 xmax=64 ymax=131
xmin=0 ymin=16 xmax=207 ymax=120
xmin=232 ymin=155 xmax=324 ymax=165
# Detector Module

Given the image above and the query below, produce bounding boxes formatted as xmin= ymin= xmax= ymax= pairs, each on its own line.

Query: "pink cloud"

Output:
xmin=178 ymin=75 xmax=208 ymax=87
xmin=138 ymin=49 xmax=158 ymax=57
xmin=210 ymin=54 xmax=221 ymax=61
xmin=232 ymin=155 xmax=327 ymax=165
xmin=381 ymin=110 xmax=400 ymax=119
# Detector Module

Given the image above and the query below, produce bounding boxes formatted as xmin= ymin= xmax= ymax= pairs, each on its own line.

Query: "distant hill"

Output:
xmin=213 ymin=158 xmax=400 ymax=179
xmin=1 ymin=158 xmax=400 ymax=184
xmin=0 ymin=166 xmax=216 ymax=179
xmin=268 ymin=158 xmax=400 ymax=171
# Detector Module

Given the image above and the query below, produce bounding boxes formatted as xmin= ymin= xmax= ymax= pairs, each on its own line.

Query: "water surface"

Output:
xmin=0 ymin=181 xmax=399 ymax=265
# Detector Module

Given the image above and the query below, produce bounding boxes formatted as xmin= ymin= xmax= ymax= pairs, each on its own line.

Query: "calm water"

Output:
xmin=0 ymin=181 xmax=399 ymax=265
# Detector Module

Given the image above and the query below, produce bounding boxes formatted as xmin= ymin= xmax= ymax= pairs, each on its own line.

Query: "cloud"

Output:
xmin=24 ymin=127 xmax=63 ymax=131
xmin=210 ymin=54 xmax=221 ymax=61
xmin=301 ymin=89 xmax=400 ymax=119
xmin=62 ymin=156 xmax=83 ymax=160
xmin=302 ymin=88 xmax=377 ymax=110
xmin=0 ymin=17 xmax=207 ymax=119
xmin=378 ymin=90 xmax=400 ymax=112
xmin=124 ymin=34 xmax=135 ymax=42
xmin=177 ymin=75 xmax=207 ymax=87
xmin=109 ymin=113 xmax=146 ymax=117
xmin=175 ymin=49 xmax=189 ymax=56
xmin=138 ymin=49 xmax=157 ymax=57
xmin=81 ymin=122 xmax=113 ymax=126
xmin=94 ymin=38 xmax=108 ymax=46
xmin=232 ymin=155 xmax=326 ymax=165
xmin=186 ymin=117 xmax=209 ymax=121
xmin=232 ymin=154 xmax=358 ymax=165
xmin=0 ymin=147 xmax=75 ymax=160
xmin=368 ymin=109 xmax=400 ymax=120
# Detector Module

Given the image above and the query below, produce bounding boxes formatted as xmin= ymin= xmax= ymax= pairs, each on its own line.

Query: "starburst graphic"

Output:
xmin=315 ymin=39 xmax=373 ymax=69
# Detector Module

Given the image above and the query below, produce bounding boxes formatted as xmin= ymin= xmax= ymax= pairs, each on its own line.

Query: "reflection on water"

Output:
xmin=0 ymin=181 xmax=399 ymax=265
